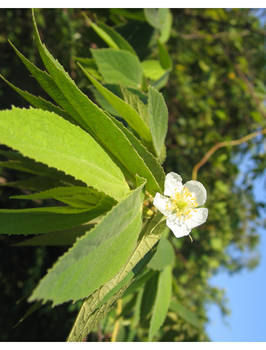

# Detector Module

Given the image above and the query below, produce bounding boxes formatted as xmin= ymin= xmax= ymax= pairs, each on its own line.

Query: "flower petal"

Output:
xmin=153 ymin=193 xmax=173 ymax=216
xmin=184 ymin=180 xmax=207 ymax=206
xmin=164 ymin=172 xmax=183 ymax=197
xmin=166 ymin=215 xmax=191 ymax=238
xmin=184 ymin=208 xmax=208 ymax=229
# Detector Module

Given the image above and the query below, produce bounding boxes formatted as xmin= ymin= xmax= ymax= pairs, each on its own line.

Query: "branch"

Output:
xmin=192 ymin=128 xmax=266 ymax=180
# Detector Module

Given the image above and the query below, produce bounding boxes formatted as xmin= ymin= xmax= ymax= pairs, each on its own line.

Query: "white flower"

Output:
xmin=153 ymin=172 xmax=208 ymax=238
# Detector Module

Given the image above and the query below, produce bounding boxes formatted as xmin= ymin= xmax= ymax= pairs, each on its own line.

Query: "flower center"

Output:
xmin=170 ymin=187 xmax=198 ymax=219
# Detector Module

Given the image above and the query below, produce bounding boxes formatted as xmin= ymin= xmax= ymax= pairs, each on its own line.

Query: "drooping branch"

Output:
xmin=192 ymin=128 xmax=266 ymax=180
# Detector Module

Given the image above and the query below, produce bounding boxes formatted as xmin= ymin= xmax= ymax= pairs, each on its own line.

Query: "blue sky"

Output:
xmin=206 ymin=143 xmax=266 ymax=341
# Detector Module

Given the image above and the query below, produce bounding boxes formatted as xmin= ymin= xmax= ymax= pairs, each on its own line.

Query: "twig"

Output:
xmin=192 ymin=128 xmax=266 ymax=180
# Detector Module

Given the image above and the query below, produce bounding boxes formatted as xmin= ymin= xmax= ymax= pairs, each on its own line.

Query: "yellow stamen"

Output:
xmin=170 ymin=187 xmax=198 ymax=220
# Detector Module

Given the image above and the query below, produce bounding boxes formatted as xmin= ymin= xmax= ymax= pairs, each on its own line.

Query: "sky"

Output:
xmin=206 ymin=141 xmax=266 ymax=341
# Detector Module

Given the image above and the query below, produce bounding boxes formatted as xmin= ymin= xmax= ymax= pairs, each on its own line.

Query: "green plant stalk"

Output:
xmin=67 ymin=214 xmax=164 ymax=341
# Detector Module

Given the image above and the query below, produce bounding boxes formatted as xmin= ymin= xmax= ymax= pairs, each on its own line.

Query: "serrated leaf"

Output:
xmin=29 ymin=181 xmax=145 ymax=305
xmin=111 ymin=117 xmax=164 ymax=192
xmin=12 ymin=186 xmax=115 ymax=209
xmin=0 ymin=158 xmax=83 ymax=188
xmin=79 ymin=65 xmax=152 ymax=145
xmin=91 ymin=48 xmax=143 ymax=89
xmin=0 ymin=160 xmax=44 ymax=176
xmin=0 ymin=204 xmax=109 ymax=235
xmin=169 ymin=301 xmax=201 ymax=329
xmin=9 ymin=41 xmax=79 ymax=125
xmin=30 ymin=12 xmax=156 ymax=189
xmin=67 ymin=212 xmax=165 ymax=341
xmin=95 ymin=245 xmax=154 ymax=310
xmin=0 ymin=176 xmax=64 ymax=192
xmin=148 ymin=237 xmax=175 ymax=271
xmin=141 ymin=60 xmax=167 ymax=81
xmin=148 ymin=86 xmax=168 ymax=157
xmin=31 ymin=13 xmax=124 ymax=134
xmin=0 ymin=107 xmax=129 ymax=200
xmin=0 ymin=73 xmax=69 ymax=120
xmin=148 ymin=265 xmax=172 ymax=341
xmin=15 ymin=224 xmax=93 ymax=246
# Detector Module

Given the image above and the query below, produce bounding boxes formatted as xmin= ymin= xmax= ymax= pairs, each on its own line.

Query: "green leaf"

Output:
xmin=0 ymin=206 xmax=106 ymax=235
xmin=0 ymin=176 xmax=64 ymax=192
xmin=89 ymin=84 xmax=121 ymax=115
xmin=0 ymin=73 xmax=70 ymax=120
xmin=148 ymin=86 xmax=168 ymax=157
xmin=120 ymin=87 xmax=149 ymax=125
xmin=15 ymin=224 xmax=93 ymax=246
xmin=0 ymin=160 xmax=45 ymax=176
xmin=148 ymin=237 xmax=175 ymax=271
xmin=159 ymin=10 xmax=172 ymax=44
xmin=98 ymin=22 xmax=137 ymax=54
xmin=67 ymin=212 xmax=165 ymax=341
xmin=13 ymin=301 xmax=43 ymax=328
xmin=0 ymin=150 xmax=83 ymax=188
xmin=144 ymin=8 xmax=169 ymax=29
xmin=86 ymin=16 xmax=136 ymax=55
xmin=29 ymin=181 xmax=145 ymax=305
xmin=144 ymin=9 xmax=172 ymax=43
xmin=148 ymin=265 xmax=172 ymax=341
xmin=9 ymin=41 xmax=79 ymax=125
xmin=140 ymin=273 xmax=158 ymax=324
xmin=124 ymin=269 xmax=154 ymax=297
xmin=141 ymin=60 xmax=167 ymax=81
xmin=0 ymin=107 xmax=129 ymax=200
xmin=12 ymin=186 xmax=115 ymax=209
xmin=84 ymin=15 xmax=119 ymax=49
xmin=157 ymin=40 xmax=173 ymax=70
xmin=111 ymin=117 xmax=165 ymax=192
xmin=30 ymin=12 xmax=157 ymax=189
xmin=110 ymin=9 xmax=146 ymax=22
xmin=169 ymin=301 xmax=201 ymax=329
xmin=78 ymin=65 xmax=152 ymax=145
xmin=127 ymin=288 xmax=144 ymax=341
xmin=74 ymin=57 xmax=103 ymax=80
xmin=91 ymin=48 xmax=143 ymax=89
xmin=95 ymin=245 xmax=154 ymax=310
xmin=152 ymin=71 xmax=170 ymax=91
